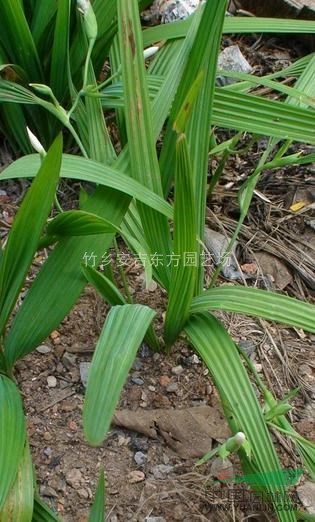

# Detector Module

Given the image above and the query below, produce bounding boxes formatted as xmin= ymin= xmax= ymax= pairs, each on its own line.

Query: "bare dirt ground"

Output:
xmin=0 ymin=31 xmax=314 ymax=522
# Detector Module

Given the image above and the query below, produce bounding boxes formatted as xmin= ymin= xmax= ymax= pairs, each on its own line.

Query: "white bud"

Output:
xmin=143 ymin=46 xmax=159 ymax=60
xmin=234 ymin=432 xmax=246 ymax=445
xmin=77 ymin=0 xmax=90 ymax=14
xmin=26 ymin=127 xmax=46 ymax=156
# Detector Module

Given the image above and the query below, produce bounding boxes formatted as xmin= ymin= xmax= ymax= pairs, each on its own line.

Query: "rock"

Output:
xmin=134 ymin=451 xmax=146 ymax=466
xmin=127 ymin=470 xmax=145 ymax=483
xmin=217 ymin=45 xmax=252 ymax=87
xmin=131 ymin=377 xmax=144 ymax=386
xmin=146 ymin=518 xmax=166 ymax=522
xmin=40 ymin=485 xmax=58 ymax=498
xmin=140 ymin=344 xmax=152 ymax=358
xmin=166 ymin=382 xmax=178 ymax=393
xmin=77 ymin=488 xmax=89 ymax=500
xmin=131 ymin=437 xmax=149 ymax=452
xmin=47 ymin=376 xmax=57 ymax=388
xmin=80 ymin=362 xmax=91 ymax=387
xmin=204 ymin=228 xmax=243 ymax=280
xmin=254 ymin=363 xmax=263 ymax=373
xmin=171 ymin=365 xmax=184 ymax=375
xmin=146 ymin=0 xmax=200 ymax=23
xmin=152 ymin=464 xmax=173 ymax=479
xmin=62 ymin=352 xmax=77 ymax=370
xmin=187 ymin=354 xmax=201 ymax=365
xmin=253 ymin=251 xmax=293 ymax=290
xmin=66 ymin=468 xmax=83 ymax=489
xmin=36 ymin=344 xmax=51 ymax=354
xmin=159 ymin=375 xmax=171 ymax=387
xmin=297 ymin=482 xmax=315 ymax=514
xmin=210 ymin=458 xmax=234 ymax=480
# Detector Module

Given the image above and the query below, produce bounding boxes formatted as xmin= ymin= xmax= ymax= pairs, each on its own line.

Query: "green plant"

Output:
xmin=0 ymin=0 xmax=315 ymax=520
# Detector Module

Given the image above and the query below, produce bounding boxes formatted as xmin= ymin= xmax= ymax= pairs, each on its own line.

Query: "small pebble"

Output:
xmin=80 ymin=362 xmax=91 ymax=387
xmin=66 ymin=468 xmax=83 ymax=489
xmin=146 ymin=518 xmax=166 ymax=522
xmin=171 ymin=365 xmax=184 ymax=375
xmin=127 ymin=470 xmax=145 ymax=483
xmin=159 ymin=375 xmax=171 ymax=387
xmin=166 ymin=382 xmax=178 ymax=393
xmin=36 ymin=345 xmax=51 ymax=354
xmin=131 ymin=377 xmax=144 ymax=386
xmin=47 ymin=376 xmax=57 ymax=388
xmin=134 ymin=451 xmax=146 ymax=466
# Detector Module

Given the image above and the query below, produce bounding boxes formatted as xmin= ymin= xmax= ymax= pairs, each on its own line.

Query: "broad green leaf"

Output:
xmin=117 ymin=0 xmax=172 ymax=289
xmin=191 ymin=286 xmax=315 ymax=333
xmin=47 ymin=211 xmax=118 ymax=237
xmin=1 ymin=154 xmax=173 ymax=220
xmin=89 ymin=470 xmax=105 ymax=522
xmin=101 ymin=79 xmax=315 ymax=145
xmin=0 ymin=375 xmax=26 ymax=509
xmin=143 ymin=16 xmax=315 ymax=47
xmin=0 ymin=442 xmax=34 ymax=521
xmin=186 ymin=313 xmax=295 ymax=522
xmin=0 ymin=134 xmax=62 ymax=336
xmin=164 ymin=134 xmax=197 ymax=345
xmin=50 ymin=0 xmax=70 ymax=102
xmin=83 ymin=304 xmax=155 ymax=445
xmin=32 ymin=496 xmax=61 ymax=522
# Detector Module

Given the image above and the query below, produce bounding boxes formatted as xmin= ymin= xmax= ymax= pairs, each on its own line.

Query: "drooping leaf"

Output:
xmin=83 ymin=304 xmax=155 ymax=445
xmin=191 ymin=286 xmax=315 ymax=333
xmin=0 ymin=375 xmax=26 ymax=509
xmin=0 ymin=134 xmax=62 ymax=338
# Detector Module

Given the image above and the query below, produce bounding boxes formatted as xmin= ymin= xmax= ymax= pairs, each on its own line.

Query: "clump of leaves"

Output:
xmin=0 ymin=0 xmax=315 ymax=520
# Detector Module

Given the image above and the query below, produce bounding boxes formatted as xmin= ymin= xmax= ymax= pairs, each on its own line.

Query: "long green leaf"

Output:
xmin=0 ymin=375 xmax=26 ymax=509
xmin=191 ymin=286 xmax=315 ymax=333
xmin=50 ymin=0 xmax=70 ymax=102
xmin=143 ymin=16 xmax=315 ymax=47
xmin=32 ymin=496 xmax=61 ymax=522
xmin=1 ymin=154 xmax=173 ymax=219
xmin=83 ymin=304 xmax=155 ymax=445
xmin=89 ymin=470 xmax=105 ymax=522
xmin=117 ymin=0 xmax=172 ymax=289
xmin=164 ymin=134 xmax=197 ymax=345
xmin=0 ymin=134 xmax=62 ymax=337
xmin=186 ymin=313 xmax=295 ymax=522
xmin=0 ymin=442 xmax=34 ymax=521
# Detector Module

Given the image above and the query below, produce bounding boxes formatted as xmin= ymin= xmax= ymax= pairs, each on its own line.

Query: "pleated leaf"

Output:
xmin=83 ymin=304 xmax=155 ymax=445
xmin=88 ymin=470 xmax=105 ymax=522
xmin=186 ymin=313 xmax=295 ymax=522
xmin=1 ymin=154 xmax=173 ymax=220
xmin=143 ymin=16 xmax=315 ymax=47
xmin=0 ymin=134 xmax=62 ymax=337
xmin=164 ymin=134 xmax=197 ymax=345
xmin=117 ymin=0 xmax=172 ymax=289
xmin=0 ymin=375 xmax=26 ymax=509
xmin=47 ymin=211 xmax=119 ymax=237
xmin=0 ymin=442 xmax=34 ymax=521
xmin=191 ymin=286 xmax=315 ymax=333
xmin=82 ymin=265 xmax=126 ymax=306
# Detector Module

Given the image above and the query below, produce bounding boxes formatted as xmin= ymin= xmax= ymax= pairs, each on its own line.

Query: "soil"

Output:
xmin=0 ymin=28 xmax=315 ymax=522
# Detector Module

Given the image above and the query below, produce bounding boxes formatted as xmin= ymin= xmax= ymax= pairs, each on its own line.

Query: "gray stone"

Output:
xmin=217 ymin=45 xmax=252 ymax=87
xmin=62 ymin=352 xmax=77 ymax=370
xmin=171 ymin=365 xmax=184 ymax=375
xmin=36 ymin=344 xmax=51 ymax=354
xmin=146 ymin=518 xmax=166 ymax=522
xmin=297 ymin=482 xmax=315 ymax=513
xmin=131 ymin=377 xmax=144 ymax=386
xmin=80 ymin=362 xmax=91 ymax=387
xmin=66 ymin=468 xmax=83 ymax=489
xmin=166 ymin=382 xmax=178 ymax=393
xmin=47 ymin=376 xmax=57 ymax=388
xmin=134 ymin=451 xmax=147 ymax=466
